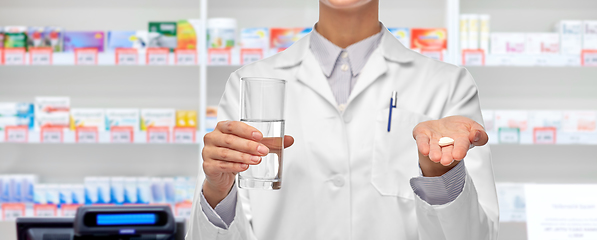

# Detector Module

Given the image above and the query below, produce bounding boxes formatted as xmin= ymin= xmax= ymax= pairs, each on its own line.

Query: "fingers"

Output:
xmin=208 ymin=131 xmax=269 ymax=156
xmin=202 ymin=157 xmax=249 ymax=175
xmin=415 ymin=134 xmax=431 ymax=156
xmin=451 ymin=136 xmax=470 ymax=160
xmin=428 ymin=138 xmax=442 ymax=163
xmin=284 ymin=135 xmax=295 ymax=148
xmin=469 ymin=122 xmax=489 ymax=146
xmin=216 ymin=121 xmax=263 ymax=141
xmin=440 ymin=145 xmax=455 ymax=166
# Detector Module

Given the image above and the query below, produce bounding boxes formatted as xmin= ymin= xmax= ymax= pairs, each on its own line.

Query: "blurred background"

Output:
xmin=1 ymin=0 xmax=597 ymax=239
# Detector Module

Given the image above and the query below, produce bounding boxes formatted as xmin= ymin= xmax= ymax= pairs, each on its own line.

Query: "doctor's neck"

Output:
xmin=316 ymin=0 xmax=381 ymax=49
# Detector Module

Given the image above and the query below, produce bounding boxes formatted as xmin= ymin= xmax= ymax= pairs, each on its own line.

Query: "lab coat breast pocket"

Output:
xmin=371 ymin=108 xmax=433 ymax=199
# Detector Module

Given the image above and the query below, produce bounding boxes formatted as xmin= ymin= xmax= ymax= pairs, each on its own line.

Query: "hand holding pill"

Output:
xmin=412 ymin=116 xmax=488 ymax=176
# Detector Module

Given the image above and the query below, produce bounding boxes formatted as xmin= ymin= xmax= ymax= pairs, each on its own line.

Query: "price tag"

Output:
xmin=76 ymin=127 xmax=98 ymax=143
xmin=582 ymin=50 xmax=597 ymax=66
xmin=110 ymin=126 xmax=134 ymax=143
xmin=535 ymin=56 xmax=548 ymax=66
xmin=174 ymin=127 xmax=196 ymax=144
xmin=241 ymin=48 xmax=263 ymax=65
xmin=147 ymin=48 xmax=169 ymax=65
xmin=499 ymin=127 xmax=520 ymax=144
xmin=34 ymin=204 xmax=57 ymax=217
xmin=175 ymin=49 xmax=197 ymax=65
xmin=41 ymin=127 xmax=63 ymax=143
xmin=5 ymin=126 xmax=28 ymax=143
xmin=534 ymin=127 xmax=557 ymax=144
xmin=61 ymin=204 xmax=82 ymax=217
xmin=208 ymin=48 xmax=231 ymax=65
xmin=2 ymin=203 xmax=25 ymax=220
xmin=4 ymin=48 xmax=26 ymax=65
xmin=462 ymin=49 xmax=485 ymax=66
xmin=175 ymin=202 xmax=193 ymax=218
xmin=147 ymin=127 xmax=170 ymax=143
xmin=30 ymin=47 xmax=53 ymax=65
xmin=115 ymin=48 xmax=138 ymax=65
xmin=421 ymin=49 xmax=443 ymax=61
xmin=75 ymin=48 xmax=98 ymax=65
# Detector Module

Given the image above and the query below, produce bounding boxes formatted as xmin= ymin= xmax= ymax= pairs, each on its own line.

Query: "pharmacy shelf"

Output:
xmin=486 ymin=131 xmax=597 ymax=145
xmin=0 ymin=130 xmax=200 ymax=144
xmin=482 ymin=54 xmax=583 ymax=67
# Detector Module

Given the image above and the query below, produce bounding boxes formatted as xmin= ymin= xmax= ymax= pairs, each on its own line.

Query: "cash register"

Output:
xmin=16 ymin=205 xmax=186 ymax=240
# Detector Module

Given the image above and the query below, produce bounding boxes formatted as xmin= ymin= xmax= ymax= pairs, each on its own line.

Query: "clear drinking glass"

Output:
xmin=238 ymin=77 xmax=286 ymax=190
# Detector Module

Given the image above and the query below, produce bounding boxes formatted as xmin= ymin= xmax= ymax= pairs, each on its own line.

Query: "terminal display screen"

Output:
xmin=97 ymin=213 xmax=157 ymax=226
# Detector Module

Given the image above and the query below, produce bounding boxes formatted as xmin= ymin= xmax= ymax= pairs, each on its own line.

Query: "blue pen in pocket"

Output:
xmin=388 ymin=91 xmax=397 ymax=132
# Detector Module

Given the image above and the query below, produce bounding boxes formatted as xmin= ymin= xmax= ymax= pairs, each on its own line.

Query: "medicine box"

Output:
xmin=27 ymin=27 xmax=46 ymax=48
xmin=270 ymin=28 xmax=312 ymax=49
xmin=105 ymin=108 xmax=140 ymax=131
xmin=177 ymin=19 xmax=200 ymax=50
xmin=468 ymin=14 xmax=480 ymax=50
xmin=4 ymin=26 xmax=28 ymax=49
xmin=387 ymin=28 xmax=410 ymax=49
xmin=410 ymin=28 xmax=447 ymax=51
xmin=562 ymin=111 xmax=596 ymax=132
xmin=240 ymin=27 xmax=270 ymax=50
xmin=140 ymin=109 xmax=175 ymax=130
xmin=107 ymin=31 xmax=148 ymax=51
xmin=34 ymin=97 xmax=70 ymax=130
xmin=528 ymin=111 xmax=563 ymax=130
xmin=70 ymin=108 xmax=105 ymax=131
xmin=176 ymin=110 xmax=197 ymax=128
xmin=148 ymin=22 xmax=177 ymax=51
xmin=479 ymin=14 xmax=491 ymax=54
xmin=490 ymin=33 xmax=526 ymax=54
xmin=0 ymin=102 xmax=34 ymax=130
xmin=526 ymin=33 xmax=560 ymax=54
xmin=45 ymin=27 xmax=64 ymax=52
xmin=63 ymin=31 xmax=105 ymax=52
xmin=583 ymin=20 xmax=597 ymax=50
xmin=495 ymin=110 xmax=529 ymax=132
xmin=557 ymin=20 xmax=583 ymax=54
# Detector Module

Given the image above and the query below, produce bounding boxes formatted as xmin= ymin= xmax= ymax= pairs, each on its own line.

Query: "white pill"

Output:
xmin=438 ymin=137 xmax=455 ymax=147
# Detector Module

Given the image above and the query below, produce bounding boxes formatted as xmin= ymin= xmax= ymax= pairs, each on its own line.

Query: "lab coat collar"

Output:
xmin=273 ymin=25 xmax=415 ymax=69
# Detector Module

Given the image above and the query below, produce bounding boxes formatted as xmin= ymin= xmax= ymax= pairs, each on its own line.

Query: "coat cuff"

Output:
xmin=199 ymin=183 xmax=238 ymax=229
xmin=410 ymin=161 xmax=466 ymax=205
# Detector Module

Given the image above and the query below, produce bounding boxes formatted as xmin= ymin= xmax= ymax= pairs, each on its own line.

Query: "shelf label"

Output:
xmin=76 ymin=127 xmax=99 ymax=143
xmin=61 ymin=204 xmax=82 ymax=217
xmin=34 ymin=204 xmax=58 ymax=217
xmin=534 ymin=56 xmax=548 ymax=66
xmin=421 ymin=49 xmax=443 ymax=61
xmin=115 ymin=48 xmax=138 ymax=65
xmin=147 ymin=127 xmax=169 ymax=143
xmin=110 ymin=126 xmax=134 ymax=143
xmin=498 ymin=127 xmax=520 ymax=144
xmin=533 ymin=127 xmax=557 ymax=144
xmin=175 ymin=49 xmax=197 ymax=65
xmin=462 ymin=49 xmax=485 ymax=66
xmin=30 ymin=47 xmax=53 ymax=65
xmin=174 ymin=127 xmax=196 ymax=144
xmin=175 ymin=202 xmax=193 ymax=218
xmin=208 ymin=48 xmax=231 ymax=65
xmin=5 ymin=126 xmax=28 ymax=143
xmin=41 ymin=127 xmax=64 ymax=143
xmin=582 ymin=50 xmax=597 ymax=66
xmin=147 ymin=48 xmax=169 ymax=65
xmin=2 ymin=203 xmax=25 ymax=220
xmin=4 ymin=48 xmax=26 ymax=65
xmin=75 ymin=48 xmax=98 ymax=65
xmin=241 ymin=48 xmax=263 ymax=65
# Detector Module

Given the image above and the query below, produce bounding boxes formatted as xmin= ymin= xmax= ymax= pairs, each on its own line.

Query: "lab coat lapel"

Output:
xmin=347 ymin=49 xmax=388 ymax=105
xmin=296 ymin=50 xmax=338 ymax=108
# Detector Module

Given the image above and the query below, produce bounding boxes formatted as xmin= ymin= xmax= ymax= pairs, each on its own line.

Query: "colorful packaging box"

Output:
xmin=526 ymin=33 xmax=560 ymax=54
xmin=562 ymin=111 xmax=596 ymax=132
xmin=63 ymin=31 xmax=105 ymax=52
xmin=34 ymin=97 xmax=70 ymax=130
xmin=105 ymin=108 xmax=140 ymax=131
xmin=206 ymin=106 xmax=218 ymax=132
xmin=0 ymin=28 xmax=5 ymax=48
xmin=45 ymin=27 xmax=64 ymax=52
xmin=270 ymin=28 xmax=312 ymax=50
xmin=240 ymin=27 xmax=269 ymax=49
xmin=460 ymin=15 xmax=470 ymax=50
xmin=490 ymin=33 xmax=526 ymax=54
xmin=107 ymin=31 xmax=148 ymax=51
xmin=387 ymin=28 xmax=410 ymax=49
xmin=495 ymin=110 xmax=529 ymax=132
xmin=410 ymin=28 xmax=447 ymax=51
xmin=177 ymin=19 xmax=201 ymax=50
xmin=479 ymin=14 xmax=491 ymax=54
xmin=557 ymin=20 xmax=583 ymax=55
xmin=148 ymin=22 xmax=177 ymax=51
xmin=176 ymin=110 xmax=197 ymax=128
xmin=4 ymin=26 xmax=28 ymax=49
xmin=27 ymin=27 xmax=46 ymax=48
xmin=583 ymin=20 xmax=597 ymax=50
xmin=467 ymin=14 xmax=480 ymax=50
xmin=70 ymin=108 xmax=106 ymax=131
xmin=528 ymin=111 xmax=563 ymax=130
xmin=140 ymin=109 xmax=175 ymax=130
xmin=0 ymin=102 xmax=34 ymax=130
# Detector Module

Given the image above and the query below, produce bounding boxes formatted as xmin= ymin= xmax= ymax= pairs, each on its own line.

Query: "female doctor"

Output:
xmin=188 ymin=0 xmax=499 ymax=239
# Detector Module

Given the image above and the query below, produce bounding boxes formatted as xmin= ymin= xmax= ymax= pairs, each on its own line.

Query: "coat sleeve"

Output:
xmin=186 ymin=71 xmax=257 ymax=240
xmin=414 ymin=66 xmax=499 ymax=240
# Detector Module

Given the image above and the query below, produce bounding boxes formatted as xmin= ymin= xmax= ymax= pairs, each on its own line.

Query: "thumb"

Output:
xmin=284 ymin=135 xmax=295 ymax=148
xmin=469 ymin=122 xmax=489 ymax=146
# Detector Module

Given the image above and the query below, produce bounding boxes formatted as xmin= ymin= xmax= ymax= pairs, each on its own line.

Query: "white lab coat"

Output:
xmin=187 ymin=27 xmax=499 ymax=240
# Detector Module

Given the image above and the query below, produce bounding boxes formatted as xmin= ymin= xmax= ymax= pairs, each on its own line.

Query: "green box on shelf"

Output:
xmin=498 ymin=127 xmax=520 ymax=144
xmin=148 ymin=22 xmax=177 ymax=52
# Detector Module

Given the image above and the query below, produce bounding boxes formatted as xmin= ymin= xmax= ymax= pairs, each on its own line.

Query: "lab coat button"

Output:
xmin=341 ymin=64 xmax=349 ymax=71
xmin=341 ymin=52 xmax=348 ymax=59
xmin=332 ymin=176 xmax=345 ymax=187
xmin=338 ymin=104 xmax=346 ymax=112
